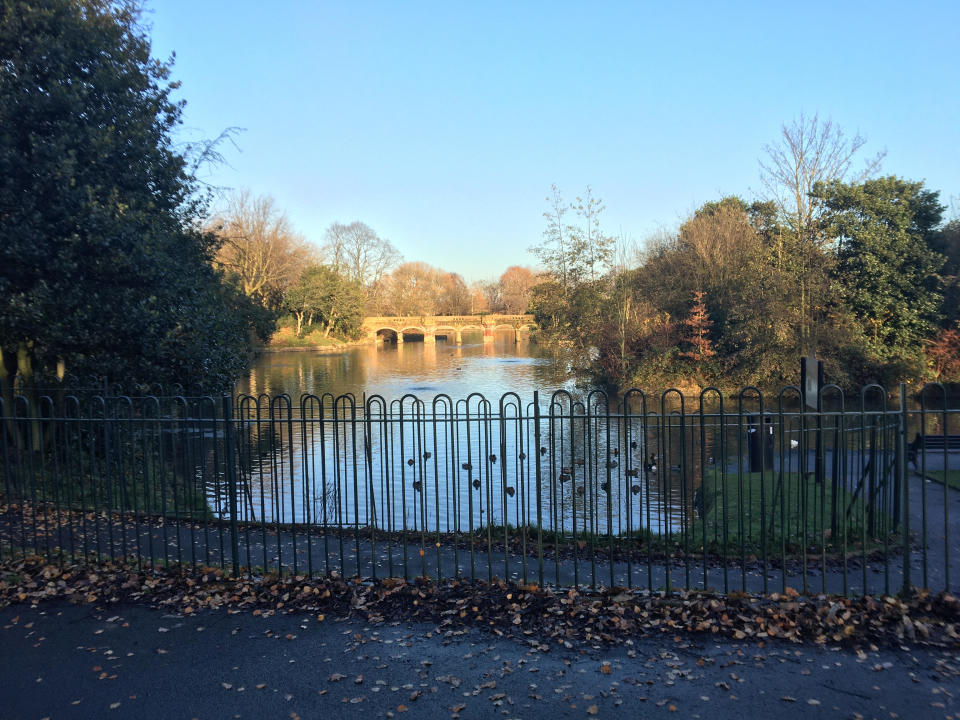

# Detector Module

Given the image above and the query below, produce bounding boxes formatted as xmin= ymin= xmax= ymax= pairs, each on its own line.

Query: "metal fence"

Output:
xmin=1 ymin=384 xmax=957 ymax=597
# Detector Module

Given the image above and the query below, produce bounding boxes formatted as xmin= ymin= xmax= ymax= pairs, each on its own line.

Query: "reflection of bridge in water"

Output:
xmin=362 ymin=314 xmax=536 ymax=344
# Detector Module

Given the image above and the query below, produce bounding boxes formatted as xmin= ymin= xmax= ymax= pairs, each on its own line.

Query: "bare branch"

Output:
xmin=759 ymin=112 xmax=886 ymax=238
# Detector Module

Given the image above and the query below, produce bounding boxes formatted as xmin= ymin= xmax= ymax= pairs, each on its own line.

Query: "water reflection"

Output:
xmin=241 ymin=337 xmax=570 ymax=401
xmin=233 ymin=341 xmax=697 ymax=535
xmin=228 ymin=393 xmax=686 ymax=537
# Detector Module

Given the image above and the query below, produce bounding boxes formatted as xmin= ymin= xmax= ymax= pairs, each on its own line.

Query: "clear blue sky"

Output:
xmin=148 ymin=1 xmax=959 ymax=282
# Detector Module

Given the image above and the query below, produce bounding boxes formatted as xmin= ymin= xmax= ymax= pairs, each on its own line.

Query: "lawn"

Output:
xmin=695 ymin=468 xmax=897 ymax=555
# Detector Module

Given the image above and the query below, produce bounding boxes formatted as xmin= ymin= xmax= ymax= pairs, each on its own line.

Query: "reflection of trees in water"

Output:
xmin=229 ymin=391 xmax=717 ymax=540
xmin=544 ymin=392 xmax=700 ymax=540
xmin=229 ymin=388 xmax=921 ymax=555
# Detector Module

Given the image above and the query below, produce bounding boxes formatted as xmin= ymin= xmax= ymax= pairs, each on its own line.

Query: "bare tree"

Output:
xmin=759 ymin=115 xmax=885 ymax=350
xmin=608 ymin=235 xmax=641 ymax=374
xmin=499 ymin=266 xmax=535 ymax=314
xmin=321 ymin=221 xmax=401 ymax=312
xmin=469 ymin=281 xmax=490 ymax=314
xmin=570 ymin=186 xmax=614 ymax=283
xmin=211 ymin=191 xmax=314 ymax=304
xmin=760 ymin=113 xmax=885 ymax=241
xmin=531 ymin=184 xmax=614 ymax=286
xmin=437 ymin=272 xmax=471 ymax=314
xmin=385 ymin=261 xmax=437 ymax=316
xmin=530 ymin=184 xmax=571 ymax=289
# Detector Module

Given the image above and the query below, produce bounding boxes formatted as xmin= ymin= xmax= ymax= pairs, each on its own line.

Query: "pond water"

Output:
xmin=231 ymin=338 xmax=947 ymax=540
xmin=231 ymin=337 xmax=696 ymax=536
xmin=239 ymin=334 xmax=571 ymax=402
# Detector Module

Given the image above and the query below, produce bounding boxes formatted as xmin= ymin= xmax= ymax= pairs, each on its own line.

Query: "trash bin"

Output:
xmin=747 ymin=413 xmax=774 ymax=472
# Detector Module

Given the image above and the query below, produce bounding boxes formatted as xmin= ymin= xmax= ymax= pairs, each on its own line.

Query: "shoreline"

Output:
xmin=260 ymin=338 xmax=377 ymax=354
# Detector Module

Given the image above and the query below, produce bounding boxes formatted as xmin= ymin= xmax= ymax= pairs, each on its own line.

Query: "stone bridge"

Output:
xmin=362 ymin=314 xmax=536 ymax=344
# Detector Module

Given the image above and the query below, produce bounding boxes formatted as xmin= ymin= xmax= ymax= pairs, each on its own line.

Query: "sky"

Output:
xmin=148 ymin=1 xmax=960 ymax=282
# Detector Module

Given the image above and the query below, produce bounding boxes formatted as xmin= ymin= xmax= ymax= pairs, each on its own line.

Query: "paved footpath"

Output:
xmin=2 ymin=599 xmax=959 ymax=720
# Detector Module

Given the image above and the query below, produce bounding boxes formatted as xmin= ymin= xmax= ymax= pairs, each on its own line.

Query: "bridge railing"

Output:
xmin=362 ymin=314 xmax=535 ymax=326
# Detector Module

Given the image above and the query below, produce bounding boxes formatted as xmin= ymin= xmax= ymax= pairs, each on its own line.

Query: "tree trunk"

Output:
xmin=0 ymin=345 xmax=18 ymax=443
xmin=323 ymin=310 xmax=338 ymax=338
xmin=294 ymin=311 xmax=305 ymax=337
xmin=17 ymin=341 xmax=41 ymax=451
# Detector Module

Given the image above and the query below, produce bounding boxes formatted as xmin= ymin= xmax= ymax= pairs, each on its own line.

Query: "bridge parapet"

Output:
xmin=362 ymin=314 xmax=536 ymax=344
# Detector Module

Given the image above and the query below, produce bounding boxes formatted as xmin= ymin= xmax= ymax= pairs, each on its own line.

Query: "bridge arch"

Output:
xmin=363 ymin=314 xmax=536 ymax=345
xmin=373 ymin=327 xmax=400 ymax=343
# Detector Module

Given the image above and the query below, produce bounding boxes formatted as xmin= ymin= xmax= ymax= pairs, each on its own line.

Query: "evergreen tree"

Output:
xmin=0 ymin=0 xmax=264 ymax=397
xmin=816 ymin=177 xmax=945 ymax=368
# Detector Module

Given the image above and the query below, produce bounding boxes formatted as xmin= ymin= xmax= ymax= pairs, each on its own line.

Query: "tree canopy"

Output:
xmin=818 ymin=176 xmax=944 ymax=367
xmin=0 ymin=0 xmax=266 ymax=397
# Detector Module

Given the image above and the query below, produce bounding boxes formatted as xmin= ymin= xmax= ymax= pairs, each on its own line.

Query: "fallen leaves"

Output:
xmin=1 ymin=554 xmax=959 ymax=652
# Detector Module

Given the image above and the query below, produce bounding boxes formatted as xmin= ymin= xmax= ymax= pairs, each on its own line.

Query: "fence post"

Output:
xmin=899 ymin=383 xmax=911 ymax=595
xmin=223 ymin=395 xmax=241 ymax=578
xmin=533 ymin=391 xmax=544 ymax=587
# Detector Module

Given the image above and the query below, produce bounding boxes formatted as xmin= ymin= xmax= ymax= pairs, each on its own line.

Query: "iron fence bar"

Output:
xmin=899 ymin=383 xmax=911 ymax=595
xmin=346 ymin=395 xmax=363 ymax=579
xmin=223 ymin=395 xmax=240 ymax=578
xmin=61 ymin=398 xmax=79 ymax=565
xmin=534 ymin=391 xmax=544 ymax=587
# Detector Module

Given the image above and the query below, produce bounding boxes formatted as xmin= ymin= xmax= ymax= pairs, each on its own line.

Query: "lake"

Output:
xmin=232 ymin=337 xmax=694 ymax=536
xmin=240 ymin=335 xmax=571 ymax=402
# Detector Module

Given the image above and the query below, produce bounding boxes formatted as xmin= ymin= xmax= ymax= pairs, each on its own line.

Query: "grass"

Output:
xmin=696 ymin=469 xmax=897 ymax=555
xmin=2 ymin=465 xmax=214 ymax=522
xmin=921 ymin=470 xmax=960 ymax=491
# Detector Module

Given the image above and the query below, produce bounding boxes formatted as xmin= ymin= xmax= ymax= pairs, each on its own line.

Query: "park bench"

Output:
xmin=907 ymin=433 xmax=960 ymax=467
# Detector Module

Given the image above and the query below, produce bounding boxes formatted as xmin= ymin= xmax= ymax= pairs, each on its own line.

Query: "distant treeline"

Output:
xmin=210 ymin=201 xmax=540 ymax=340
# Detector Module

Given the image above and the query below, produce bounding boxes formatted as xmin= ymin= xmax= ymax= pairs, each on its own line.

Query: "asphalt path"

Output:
xmin=2 ymin=599 xmax=959 ymax=720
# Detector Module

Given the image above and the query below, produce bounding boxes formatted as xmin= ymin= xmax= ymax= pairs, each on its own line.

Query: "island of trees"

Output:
xmin=529 ymin=164 xmax=960 ymax=392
